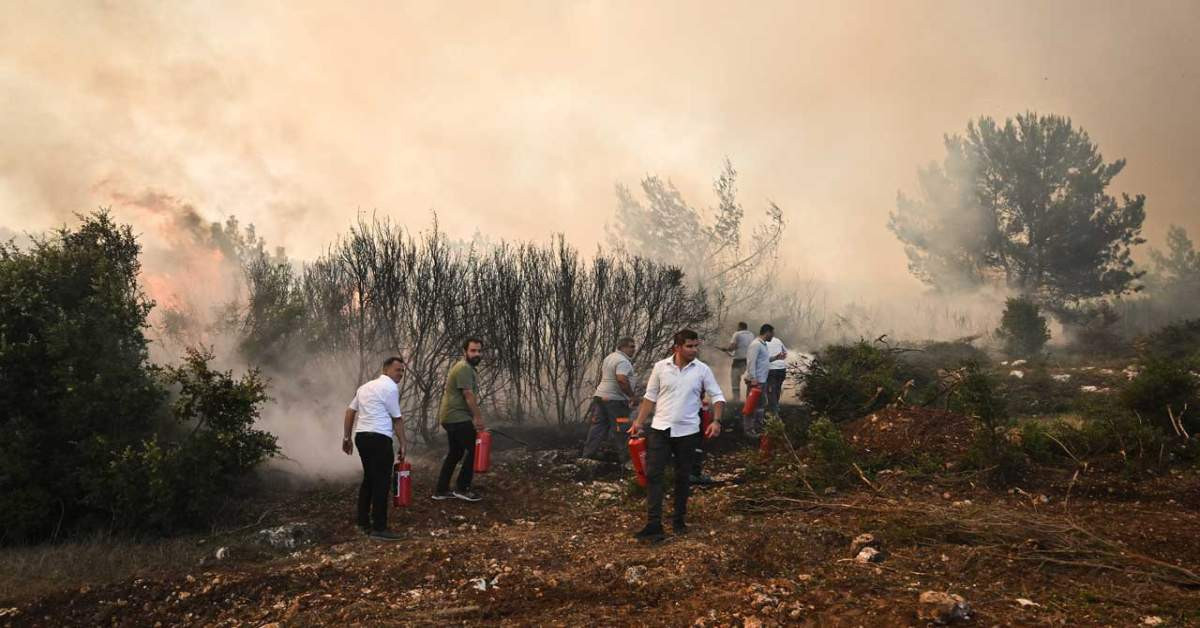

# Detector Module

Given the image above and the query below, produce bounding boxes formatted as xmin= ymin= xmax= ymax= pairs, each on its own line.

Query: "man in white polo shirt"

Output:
xmin=342 ymin=356 xmax=407 ymax=541
xmin=628 ymin=329 xmax=725 ymax=542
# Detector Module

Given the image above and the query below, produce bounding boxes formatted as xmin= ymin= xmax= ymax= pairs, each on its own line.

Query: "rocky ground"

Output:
xmin=3 ymin=405 xmax=1200 ymax=627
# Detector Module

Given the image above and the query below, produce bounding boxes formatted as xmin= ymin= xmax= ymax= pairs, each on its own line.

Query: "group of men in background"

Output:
xmin=341 ymin=325 xmax=792 ymax=543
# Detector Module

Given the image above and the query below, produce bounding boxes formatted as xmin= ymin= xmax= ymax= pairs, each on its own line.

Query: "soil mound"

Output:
xmin=842 ymin=406 xmax=974 ymax=461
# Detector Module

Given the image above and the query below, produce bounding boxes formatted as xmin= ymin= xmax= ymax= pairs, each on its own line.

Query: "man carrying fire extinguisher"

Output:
xmin=629 ymin=329 xmax=725 ymax=542
xmin=433 ymin=337 xmax=486 ymax=502
xmin=742 ymin=324 xmax=784 ymax=437
xmin=342 ymin=356 xmax=407 ymax=541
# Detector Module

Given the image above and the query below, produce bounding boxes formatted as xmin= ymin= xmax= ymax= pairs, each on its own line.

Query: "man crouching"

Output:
xmin=628 ymin=329 xmax=725 ymax=542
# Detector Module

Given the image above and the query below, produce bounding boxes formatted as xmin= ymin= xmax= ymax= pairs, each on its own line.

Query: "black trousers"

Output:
xmin=766 ymin=368 xmax=787 ymax=414
xmin=355 ymin=432 xmax=394 ymax=532
xmin=645 ymin=428 xmax=700 ymax=526
xmin=436 ymin=421 xmax=476 ymax=493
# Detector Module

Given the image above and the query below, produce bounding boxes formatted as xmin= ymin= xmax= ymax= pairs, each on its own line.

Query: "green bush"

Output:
xmin=1020 ymin=404 xmax=1170 ymax=472
xmin=0 ymin=213 xmax=278 ymax=543
xmin=952 ymin=362 xmax=1025 ymax=483
xmin=84 ymin=349 xmax=279 ymax=532
xmin=801 ymin=340 xmax=906 ymax=420
xmin=996 ymin=296 xmax=1050 ymax=358
xmin=807 ymin=416 xmax=854 ymax=486
xmin=1136 ymin=318 xmax=1200 ymax=365
xmin=1120 ymin=357 xmax=1199 ymax=435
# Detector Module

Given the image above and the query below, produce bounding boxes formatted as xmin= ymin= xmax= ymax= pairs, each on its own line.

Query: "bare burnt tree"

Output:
xmin=238 ymin=215 xmax=713 ymax=443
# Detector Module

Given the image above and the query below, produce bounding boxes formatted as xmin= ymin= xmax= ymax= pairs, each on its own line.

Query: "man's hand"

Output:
xmin=342 ymin=437 xmax=353 ymax=455
xmin=704 ymin=420 xmax=721 ymax=439
xmin=396 ymin=447 xmax=405 ymax=461
xmin=474 ymin=418 xmax=485 ymax=431
xmin=627 ymin=421 xmax=643 ymax=437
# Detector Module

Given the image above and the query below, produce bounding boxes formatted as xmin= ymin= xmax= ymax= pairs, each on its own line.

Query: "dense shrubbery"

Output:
xmin=1136 ymin=318 xmax=1200 ymax=365
xmin=1120 ymin=358 xmax=1199 ymax=436
xmin=995 ymin=296 xmax=1050 ymax=358
xmin=0 ymin=213 xmax=276 ymax=543
xmin=800 ymin=338 xmax=987 ymax=421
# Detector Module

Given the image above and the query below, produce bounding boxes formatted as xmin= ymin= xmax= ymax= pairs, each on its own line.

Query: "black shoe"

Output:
xmin=453 ymin=489 xmax=482 ymax=502
xmin=431 ymin=492 xmax=454 ymax=500
xmin=689 ymin=474 xmax=716 ymax=486
xmin=368 ymin=529 xmax=403 ymax=541
xmin=671 ymin=520 xmax=688 ymax=535
xmin=357 ymin=523 xmax=370 ymax=535
xmin=633 ymin=523 xmax=666 ymax=543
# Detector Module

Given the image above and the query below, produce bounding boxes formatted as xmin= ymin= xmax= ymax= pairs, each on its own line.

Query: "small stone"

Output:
xmin=855 ymin=547 xmax=882 ymax=563
xmin=1142 ymin=617 xmax=1165 ymax=626
xmin=849 ymin=533 xmax=877 ymax=555
xmin=917 ymin=591 xmax=971 ymax=624
xmin=624 ymin=565 xmax=647 ymax=585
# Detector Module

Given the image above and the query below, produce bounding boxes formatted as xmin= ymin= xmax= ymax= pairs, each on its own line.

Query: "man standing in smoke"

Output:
xmin=743 ymin=324 xmax=783 ymax=436
xmin=765 ymin=332 xmax=789 ymax=416
xmin=724 ymin=322 xmax=755 ymax=406
xmin=581 ymin=337 xmax=638 ymax=465
xmin=433 ymin=337 xmax=486 ymax=502
xmin=629 ymin=329 xmax=725 ymax=542
xmin=342 ymin=356 xmax=407 ymax=541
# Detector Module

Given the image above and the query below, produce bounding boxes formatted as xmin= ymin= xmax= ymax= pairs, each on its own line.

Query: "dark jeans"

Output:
xmin=766 ymin=368 xmax=786 ymax=415
xmin=645 ymin=428 xmax=700 ymax=526
xmin=355 ymin=432 xmax=394 ymax=532
xmin=730 ymin=358 xmax=747 ymax=403
xmin=581 ymin=398 xmax=632 ymax=462
xmin=436 ymin=421 xmax=476 ymax=493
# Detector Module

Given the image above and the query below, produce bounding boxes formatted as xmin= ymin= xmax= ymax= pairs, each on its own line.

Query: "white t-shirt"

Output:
xmin=348 ymin=374 xmax=402 ymax=437
xmin=594 ymin=350 xmax=635 ymax=400
xmin=768 ymin=337 xmax=789 ymax=370
xmin=730 ymin=330 xmax=755 ymax=359
xmin=643 ymin=357 xmax=726 ymax=437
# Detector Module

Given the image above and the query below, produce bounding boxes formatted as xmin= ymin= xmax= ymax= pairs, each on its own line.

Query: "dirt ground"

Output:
xmin=3 ymin=409 xmax=1200 ymax=627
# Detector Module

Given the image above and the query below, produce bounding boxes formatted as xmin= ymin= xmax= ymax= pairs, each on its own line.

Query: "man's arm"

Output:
xmin=616 ymin=374 xmax=636 ymax=401
xmin=342 ymin=408 xmax=357 ymax=454
xmin=463 ymin=389 xmax=485 ymax=430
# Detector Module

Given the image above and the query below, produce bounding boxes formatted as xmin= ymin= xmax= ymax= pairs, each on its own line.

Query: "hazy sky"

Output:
xmin=2 ymin=0 xmax=1198 ymax=285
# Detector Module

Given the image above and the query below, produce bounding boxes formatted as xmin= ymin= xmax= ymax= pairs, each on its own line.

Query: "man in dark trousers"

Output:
xmin=581 ymin=337 xmax=637 ymax=465
xmin=433 ymin=337 xmax=486 ymax=502
xmin=629 ymin=329 xmax=726 ymax=542
xmin=342 ymin=356 xmax=407 ymax=541
xmin=723 ymin=322 xmax=755 ymax=405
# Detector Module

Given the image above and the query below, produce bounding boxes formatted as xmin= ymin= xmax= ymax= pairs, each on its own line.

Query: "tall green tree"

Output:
xmin=0 ymin=211 xmax=164 ymax=542
xmin=889 ymin=113 xmax=1146 ymax=305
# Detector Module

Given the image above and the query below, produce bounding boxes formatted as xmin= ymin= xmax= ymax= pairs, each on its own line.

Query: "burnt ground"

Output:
xmin=3 ymin=406 xmax=1200 ymax=627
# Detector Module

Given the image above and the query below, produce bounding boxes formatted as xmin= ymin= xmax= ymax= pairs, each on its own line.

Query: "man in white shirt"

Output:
xmin=342 ymin=357 xmax=407 ymax=541
xmin=743 ymin=324 xmax=785 ymax=436
xmin=581 ymin=337 xmax=637 ymax=464
xmin=765 ymin=334 xmax=790 ymax=416
xmin=723 ymin=322 xmax=755 ymax=404
xmin=628 ymin=329 xmax=725 ymax=542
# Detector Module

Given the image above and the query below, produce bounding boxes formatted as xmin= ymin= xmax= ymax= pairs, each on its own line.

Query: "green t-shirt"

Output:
xmin=438 ymin=359 xmax=477 ymax=424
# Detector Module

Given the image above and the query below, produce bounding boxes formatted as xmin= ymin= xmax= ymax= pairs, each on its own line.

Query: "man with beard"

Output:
xmin=433 ymin=337 xmax=486 ymax=502
xmin=629 ymin=329 xmax=725 ymax=542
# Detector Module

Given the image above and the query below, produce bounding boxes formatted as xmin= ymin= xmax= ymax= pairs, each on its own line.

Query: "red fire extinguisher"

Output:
xmin=742 ymin=385 xmax=763 ymax=416
xmin=758 ymin=434 xmax=774 ymax=461
xmin=628 ymin=436 xmax=648 ymax=487
xmin=473 ymin=430 xmax=492 ymax=473
xmin=393 ymin=460 xmax=412 ymax=507
xmin=700 ymin=398 xmax=714 ymax=439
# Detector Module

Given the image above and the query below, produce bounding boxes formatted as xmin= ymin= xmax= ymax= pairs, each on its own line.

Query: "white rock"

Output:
xmin=1080 ymin=385 xmax=1101 ymax=393
xmin=849 ymin=533 xmax=878 ymax=554
xmin=1010 ymin=359 xmax=1027 ymax=367
xmin=1051 ymin=374 xmax=1071 ymax=382
xmin=1142 ymin=617 xmax=1165 ymax=626
xmin=1010 ymin=370 xmax=1025 ymax=379
xmin=1015 ymin=598 xmax=1040 ymax=608
xmin=215 ymin=547 xmax=229 ymax=560
xmin=855 ymin=547 xmax=882 ymax=563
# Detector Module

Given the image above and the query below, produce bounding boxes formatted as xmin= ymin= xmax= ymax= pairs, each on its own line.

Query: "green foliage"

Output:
xmin=85 ymin=348 xmax=279 ymax=532
xmin=1056 ymin=301 xmax=1130 ymax=357
xmin=801 ymin=341 xmax=904 ymax=420
xmin=953 ymin=362 xmax=1024 ymax=483
xmin=890 ymin=112 xmax=1145 ymax=302
xmin=996 ymin=296 xmax=1050 ymax=357
xmin=1019 ymin=404 xmax=1170 ymax=473
xmin=0 ymin=213 xmax=278 ymax=544
xmin=0 ymin=211 xmax=165 ymax=543
xmin=1137 ymin=318 xmax=1200 ymax=365
xmin=1120 ymin=357 xmax=1199 ymax=435
xmin=806 ymin=417 xmax=854 ymax=487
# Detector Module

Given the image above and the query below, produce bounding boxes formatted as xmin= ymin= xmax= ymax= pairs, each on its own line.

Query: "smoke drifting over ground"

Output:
xmin=4 ymin=1 xmax=1200 ymax=478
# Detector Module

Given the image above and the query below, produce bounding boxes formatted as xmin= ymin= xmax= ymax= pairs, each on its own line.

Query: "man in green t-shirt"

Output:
xmin=433 ymin=337 xmax=487 ymax=501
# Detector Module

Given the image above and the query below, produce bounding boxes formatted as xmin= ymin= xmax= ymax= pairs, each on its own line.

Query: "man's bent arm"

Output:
xmin=616 ymin=374 xmax=636 ymax=400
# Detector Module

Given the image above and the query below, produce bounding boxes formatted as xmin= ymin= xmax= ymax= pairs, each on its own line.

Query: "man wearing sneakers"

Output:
xmin=433 ymin=337 xmax=486 ymax=502
xmin=629 ymin=329 xmax=725 ymax=542
xmin=342 ymin=357 xmax=407 ymax=541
